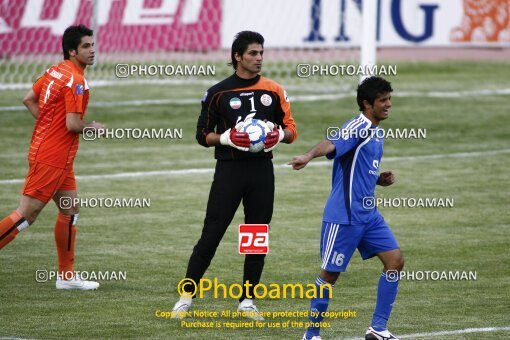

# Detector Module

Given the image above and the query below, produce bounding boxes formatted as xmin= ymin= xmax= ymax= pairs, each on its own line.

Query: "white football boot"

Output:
xmin=56 ymin=273 xmax=99 ymax=290
xmin=171 ymin=294 xmax=193 ymax=319
xmin=237 ymin=298 xmax=264 ymax=321
xmin=365 ymin=327 xmax=399 ymax=340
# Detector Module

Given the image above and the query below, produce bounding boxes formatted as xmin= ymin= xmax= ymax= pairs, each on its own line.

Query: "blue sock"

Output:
xmin=371 ymin=272 xmax=399 ymax=332
xmin=305 ymin=277 xmax=333 ymax=339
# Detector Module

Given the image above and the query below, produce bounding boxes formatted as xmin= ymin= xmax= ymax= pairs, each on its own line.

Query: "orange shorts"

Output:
xmin=22 ymin=162 xmax=77 ymax=203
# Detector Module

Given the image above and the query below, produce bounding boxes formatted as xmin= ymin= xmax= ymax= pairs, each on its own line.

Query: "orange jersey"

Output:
xmin=29 ymin=60 xmax=90 ymax=169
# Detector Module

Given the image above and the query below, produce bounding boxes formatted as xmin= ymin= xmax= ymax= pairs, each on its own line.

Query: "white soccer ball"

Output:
xmin=241 ymin=118 xmax=271 ymax=153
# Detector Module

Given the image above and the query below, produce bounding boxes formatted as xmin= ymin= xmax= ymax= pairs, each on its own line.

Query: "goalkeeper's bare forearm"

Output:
xmin=281 ymin=128 xmax=294 ymax=143
xmin=205 ymin=132 xmax=221 ymax=146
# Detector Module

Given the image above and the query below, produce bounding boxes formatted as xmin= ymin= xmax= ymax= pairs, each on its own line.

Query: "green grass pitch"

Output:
xmin=0 ymin=61 xmax=509 ymax=339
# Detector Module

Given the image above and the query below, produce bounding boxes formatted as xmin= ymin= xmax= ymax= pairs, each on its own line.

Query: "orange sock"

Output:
xmin=54 ymin=213 xmax=77 ymax=279
xmin=0 ymin=211 xmax=29 ymax=250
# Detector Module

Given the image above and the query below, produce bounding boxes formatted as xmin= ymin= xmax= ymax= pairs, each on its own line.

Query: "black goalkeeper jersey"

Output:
xmin=196 ymin=73 xmax=297 ymax=160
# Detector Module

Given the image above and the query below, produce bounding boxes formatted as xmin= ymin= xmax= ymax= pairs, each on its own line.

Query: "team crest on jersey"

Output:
xmin=75 ymin=84 xmax=84 ymax=95
xmin=230 ymin=97 xmax=241 ymax=109
xmin=260 ymin=94 xmax=272 ymax=106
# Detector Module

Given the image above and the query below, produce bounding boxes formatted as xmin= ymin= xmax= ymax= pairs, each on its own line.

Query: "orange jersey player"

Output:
xmin=0 ymin=25 xmax=105 ymax=290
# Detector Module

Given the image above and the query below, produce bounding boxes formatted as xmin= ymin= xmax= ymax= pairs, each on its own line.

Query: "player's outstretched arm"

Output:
xmin=289 ymin=140 xmax=335 ymax=170
xmin=22 ymin=90 xmax=39 ymax=119
xmin=66 ymin=113 xmax=105 ymax=134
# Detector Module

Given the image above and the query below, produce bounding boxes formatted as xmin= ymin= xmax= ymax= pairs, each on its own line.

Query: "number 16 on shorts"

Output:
xmin=331 ymin=251 xmax=345 ymax=267
xmin=238 ymin=224 xmax=269 ymax=254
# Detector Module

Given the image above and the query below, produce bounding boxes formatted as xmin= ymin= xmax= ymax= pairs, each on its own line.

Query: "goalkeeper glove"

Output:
xmin=264 ymin=122 xmax=284 ymax=152
xmin=220 ymin=125 xmax=250 ymax=152
xmin=219 ymin=113 xmax=257 ymax=152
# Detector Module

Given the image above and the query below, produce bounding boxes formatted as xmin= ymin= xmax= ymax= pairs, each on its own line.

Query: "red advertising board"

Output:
xmin=0 ymin=0 xmax=221 ymax=56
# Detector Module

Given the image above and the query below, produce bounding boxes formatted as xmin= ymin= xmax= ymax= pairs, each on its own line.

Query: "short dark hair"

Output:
xmin=356 ymin=76 xmax=393 ymax=111
xmin=62 ymin=25 xmax=93 ymax=60
xmin=229 ymin=31 xmax=264 ymax=70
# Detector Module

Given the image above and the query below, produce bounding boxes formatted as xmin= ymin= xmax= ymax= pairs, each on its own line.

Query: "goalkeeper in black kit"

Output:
xmin=171 ymin=31 xmax=297 ymax=320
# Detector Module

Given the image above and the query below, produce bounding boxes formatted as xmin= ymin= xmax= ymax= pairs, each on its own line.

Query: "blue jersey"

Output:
xmin=323 ymin=113 xmax=384 ymax=224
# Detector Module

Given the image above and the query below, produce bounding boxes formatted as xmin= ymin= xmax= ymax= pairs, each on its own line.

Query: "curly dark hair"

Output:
xmin=356 ymin=76 xmax=393 ymax=111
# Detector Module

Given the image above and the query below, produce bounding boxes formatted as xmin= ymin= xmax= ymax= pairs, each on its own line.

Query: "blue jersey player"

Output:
xmin=289 ymin=77 xmax=403 ymax=340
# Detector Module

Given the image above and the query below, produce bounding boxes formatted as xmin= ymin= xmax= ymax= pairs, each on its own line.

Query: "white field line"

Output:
xmin=1 ymin=327 xmax=509 ymax=339
xmin=1 ymin=88 xmax=510 ymax=112
xmin=0 ymin=149 xmax=508 ymax=185
xmin=341 ymin=326 xmax=510 ymax=339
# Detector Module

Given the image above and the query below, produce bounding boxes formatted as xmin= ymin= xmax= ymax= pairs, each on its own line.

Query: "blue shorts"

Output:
xmin=320 ymin=213 xmax=399 ymax=272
